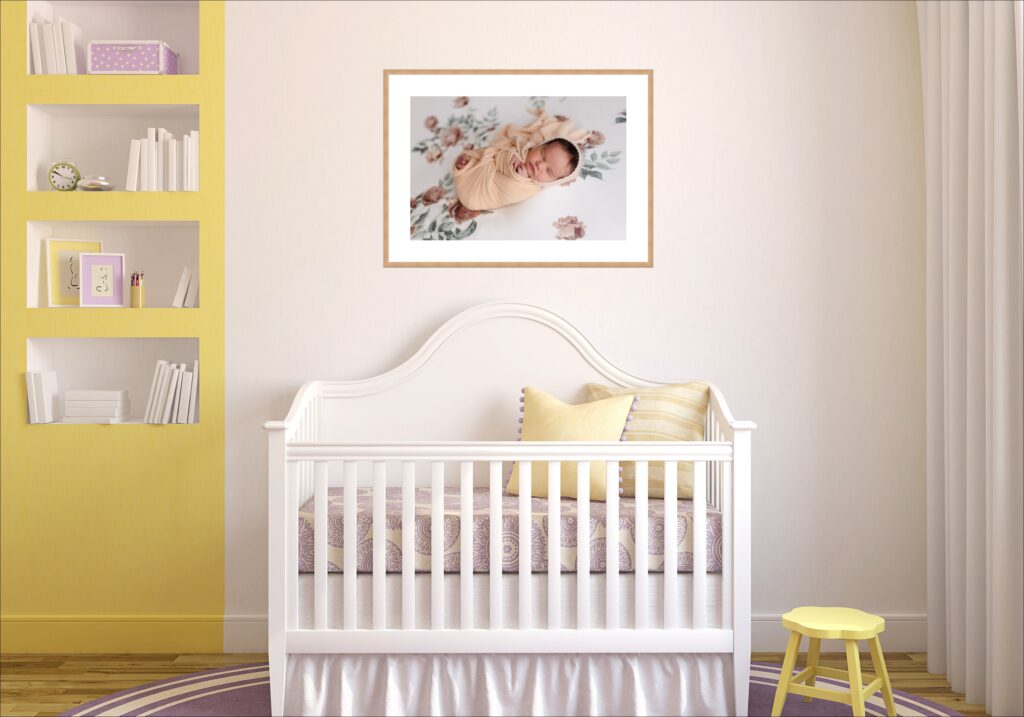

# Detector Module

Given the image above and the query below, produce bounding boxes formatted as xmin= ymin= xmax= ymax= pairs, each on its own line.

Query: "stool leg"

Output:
xmin=771 ymin=631 xmax=802 ymax=717
xmin=845 ymin=640 xmax=865 ymax=717
xmin=868 ymin=635 xmax=897 ymax=717
xmin=803 ymin=637 xmax=820 ymax=702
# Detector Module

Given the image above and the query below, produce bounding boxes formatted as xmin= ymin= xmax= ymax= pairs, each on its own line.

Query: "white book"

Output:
xmin=39 ymin=371 xmax=58 ymax=423
xmin=143 ymin=359 xmax=168 ymax=422
xmin=183 ymin=134 xmax=190 ymax=192
xmin=167 ymin=138 xmax=178 ymax=191
xmin=171 ymin=267 xmax=192 ymax=308
xmin=187 ymin=359 xmax=199 ymax=424
xmin=150 ymin=363 xmax=171 ymax=423
xmin=147 ymin=128 xmax=157 ymax=192
xmin=62 ymin=416 xmax=122 ymax=424
xmin=162 ymin=365 xmax=182 ymax=424
xmin=26 ymin=372 xmax=39 ymax=423
xmin=139 ymin=136 xmax=149 ymax=191
xmin=53 ymin=18 xmax=67 ymax=74
xmin=66 ymin=399 xmax=130 ymax=410
xmin=125 ymin=139 xmax=141 ymax=192
xmin=156 ymin=128 xmax=167 ymax=191
xmin=183 ymin=266 xmax=198 ymax=308
xmin=41 ymin=24 xmax=58 ymax=75
xmin=170 ymin=366 xmax=187 ymax=423
xmin=65 ymin=389 xmax=129 ymax=401
xmin=176 ymin=371 xmax=193 ymax=424
xmin=154 ymin=365 xmax=173 ymax=424
xmin=29 ymin=24 xmax=44 ymax=75
xmin=189 ymin=130 xmax=199 ymax=191
xmin=65 ymin=404 xmax=129 ymax=418
xmin=61 ymin=19 xmax=83 ymax=74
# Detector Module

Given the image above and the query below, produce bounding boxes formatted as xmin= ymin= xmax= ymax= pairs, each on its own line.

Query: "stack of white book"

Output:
xmin=63 ymin=389 xmax=131 ymax=424
xmin=29 ymin=18 xmax=83 ymax=75
xmin=25 ymin=371 xmax=59 ymax=424
xmin=125 ymin=128 xmax=199 ymax=192
xmin=143 ymin=359 xmax=199 ymax=424
xmin=172 ymin=267 xmax=199 ymax=308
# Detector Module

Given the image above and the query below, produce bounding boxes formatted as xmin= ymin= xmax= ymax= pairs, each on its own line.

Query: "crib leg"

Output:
xmin=733 ymin=648 xmax=750 ymax=717
xmin=269 ymin=639 xmax=285 ymax=717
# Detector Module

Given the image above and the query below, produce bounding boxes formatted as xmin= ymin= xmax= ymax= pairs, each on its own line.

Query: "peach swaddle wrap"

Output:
xmin=452 ymin=109 xmax=591 ymax=211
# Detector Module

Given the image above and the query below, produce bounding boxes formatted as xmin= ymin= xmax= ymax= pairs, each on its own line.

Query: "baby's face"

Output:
xmin=524 ymin=141 xmax=574 ymax=183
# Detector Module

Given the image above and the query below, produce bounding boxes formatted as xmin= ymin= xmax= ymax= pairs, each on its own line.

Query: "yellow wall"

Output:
xmin=0 ymin=2 xmax=225 ymax=652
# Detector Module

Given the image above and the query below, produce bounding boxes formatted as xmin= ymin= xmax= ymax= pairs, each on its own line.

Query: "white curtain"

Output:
xmin=918 ymin=2 xmax=1024 ymax=716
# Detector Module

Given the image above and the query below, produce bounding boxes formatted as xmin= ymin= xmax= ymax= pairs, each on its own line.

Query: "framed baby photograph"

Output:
xmin=78 ymin=252 xmax=126 ymax=308
xmin=384 ymin=70 xmax=653 ymax=267
xmin=45 ymin=238 xmax=104 ymax=307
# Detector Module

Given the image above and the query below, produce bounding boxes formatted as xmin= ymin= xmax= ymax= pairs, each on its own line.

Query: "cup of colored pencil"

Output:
xmin=130 ymin=271 xmax=145 ymax=308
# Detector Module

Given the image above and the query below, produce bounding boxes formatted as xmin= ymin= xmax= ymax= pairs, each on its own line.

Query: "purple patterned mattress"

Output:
xmin=298 ymin=488 xmax=722 ymax=574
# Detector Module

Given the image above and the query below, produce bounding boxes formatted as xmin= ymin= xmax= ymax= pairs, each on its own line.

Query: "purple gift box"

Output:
xmin=87 ymin=41 xmax=178 ymax=75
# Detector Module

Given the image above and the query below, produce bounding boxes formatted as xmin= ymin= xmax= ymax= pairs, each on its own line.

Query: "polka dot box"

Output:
xmin=87 ymin=41 xmax=178 ymax=74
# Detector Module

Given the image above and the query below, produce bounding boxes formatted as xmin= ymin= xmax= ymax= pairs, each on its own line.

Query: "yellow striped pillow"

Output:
xmin=586 ymin=382 xmax=710 ymax=499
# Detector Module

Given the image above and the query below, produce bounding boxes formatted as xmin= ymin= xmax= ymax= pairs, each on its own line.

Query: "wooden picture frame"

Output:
xmin=45 ymin=238 xmax=104 ymax=307
xmin=384 ymin=70 xmax=653 ymax=268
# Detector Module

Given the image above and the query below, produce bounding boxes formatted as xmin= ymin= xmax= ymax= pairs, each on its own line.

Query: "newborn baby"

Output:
xmin=451 ymin=109 xmax=590 ymax=215
xmin=509 ymin=138 xmax=579 ymax=183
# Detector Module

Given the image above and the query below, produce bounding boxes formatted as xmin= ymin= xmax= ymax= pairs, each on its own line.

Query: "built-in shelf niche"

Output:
xmin=27 ymin=103 xmax=198 ymax=191
xmin=27 ymin=221 xmax=199 ymax=308
xmin=27 ymin=0 xmax=199 ymax=75
xmin=27 ymin=336 xmax=199 ymax=424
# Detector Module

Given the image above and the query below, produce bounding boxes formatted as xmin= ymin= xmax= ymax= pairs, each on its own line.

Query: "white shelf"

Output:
xmin=27 ymin=220 xmax=199 ymax=308
xmin=27 ymin=0 xmax=199 ymax=75
xmin=27 ymin=104 xmax=199 ymax=191
xmin=27 ymin=336 xmax=199 ymax=423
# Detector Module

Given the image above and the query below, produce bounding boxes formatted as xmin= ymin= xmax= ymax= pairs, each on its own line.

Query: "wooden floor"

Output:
xmin=0 ymin=652 xmax=987 ymax=717
xmin=753 ymin=651 xmax=988 ymax=717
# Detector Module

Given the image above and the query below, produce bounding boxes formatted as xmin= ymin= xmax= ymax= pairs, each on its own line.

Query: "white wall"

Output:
xmin=225 ymin=0 xmax=926 ymax=651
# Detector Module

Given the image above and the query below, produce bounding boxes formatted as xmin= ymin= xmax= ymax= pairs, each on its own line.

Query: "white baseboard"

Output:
xmin=224 ymin=613 xmax=927 ymax=654
xmin=753 ymin=613 xmax=927 ymax=652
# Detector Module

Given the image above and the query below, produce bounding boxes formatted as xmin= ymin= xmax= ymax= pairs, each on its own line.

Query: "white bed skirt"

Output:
xmin=285 ymin=653 xmax=733 ymax=716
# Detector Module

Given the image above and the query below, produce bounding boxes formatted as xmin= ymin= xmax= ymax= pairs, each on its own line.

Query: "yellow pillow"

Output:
xmin=505 ymin=387 xmax=634 ymax=501
xmin=586 ymin=382 xmax=709 ymax=499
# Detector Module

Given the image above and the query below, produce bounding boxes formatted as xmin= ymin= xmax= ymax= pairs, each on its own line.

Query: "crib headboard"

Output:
xmin=268 ymin=302 xmax=751 ymax=445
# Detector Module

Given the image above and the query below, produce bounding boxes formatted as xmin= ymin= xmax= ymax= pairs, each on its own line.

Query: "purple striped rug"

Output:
xmin=61 ymin=661 xmax=962 ymax=716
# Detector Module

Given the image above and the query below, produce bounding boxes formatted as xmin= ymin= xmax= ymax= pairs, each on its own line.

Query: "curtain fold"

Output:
xmin=918 ymin=3 xmax=1024 ymax=716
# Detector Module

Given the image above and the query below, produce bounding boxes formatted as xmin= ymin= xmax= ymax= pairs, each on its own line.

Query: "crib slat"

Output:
xmin=314 ymin=462 xmax=328 ymax=630
xmin=372 ymin=461 xmax=386 ymax=630
xmin=663 ymin=461 xmax=678 ymax=629
xmin=576 ymin=461 xmax=590 ymax=629
xmin=722 ymin=459 xmax=733 ymax=630
xmin=606 ymin=461 xmax=619 ymax=630
xmin=518 ymin=462 xmax=532 ymax=629
xmin=693 ymin=461 xmax=707 ymax=629
xmin=635 ymin=461 xmax=649 ymax=629
xmin=460 ymin=461 xmax=473 ymax=630
xmin=489 ymin=461 xmax=502 ymax=629
xmin=343 ymin=461 xmax=357 ymax=630
xmin=431 ymin=461 xmax=444 ymax=630
xmin=286 ymin=462 xmax=298 ymax=630
xmin=402 ymin=461 xmax=415 ymax=630
xmin=547 ymin=461 xmax=561 ymax=630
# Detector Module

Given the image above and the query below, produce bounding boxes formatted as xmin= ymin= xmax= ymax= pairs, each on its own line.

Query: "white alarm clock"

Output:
xmin=48 ymin=160 xmax=81 ymax=191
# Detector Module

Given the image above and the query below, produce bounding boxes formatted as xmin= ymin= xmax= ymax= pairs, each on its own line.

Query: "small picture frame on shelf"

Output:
xmin=45 ymin=238 xmax=104 ymax=307
xmin=78 ymin=253 xmax=126 ymax=308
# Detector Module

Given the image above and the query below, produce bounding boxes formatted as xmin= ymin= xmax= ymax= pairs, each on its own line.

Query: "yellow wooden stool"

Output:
xmin=771 ymin=606 xmax=897 ymax=717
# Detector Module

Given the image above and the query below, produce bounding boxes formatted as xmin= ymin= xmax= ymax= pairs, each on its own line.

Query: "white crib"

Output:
xmin=265 ymin=302 xmax=755 ymax=716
